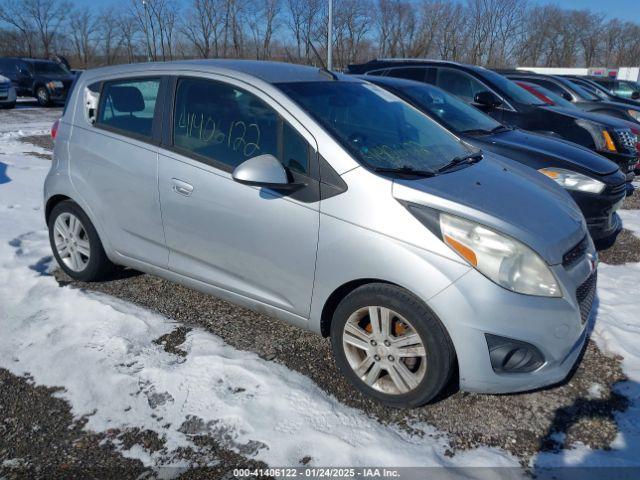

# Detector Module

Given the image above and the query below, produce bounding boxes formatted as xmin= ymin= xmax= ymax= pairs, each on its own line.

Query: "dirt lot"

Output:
xmin=2 ymin=129 xmax=639 ymax=477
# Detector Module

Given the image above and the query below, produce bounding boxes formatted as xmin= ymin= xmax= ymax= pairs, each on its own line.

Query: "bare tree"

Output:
xmin=68 ymin=7 xmax=97 ymax=67
xmin=181 ymin=0 xmax=224 ymax=58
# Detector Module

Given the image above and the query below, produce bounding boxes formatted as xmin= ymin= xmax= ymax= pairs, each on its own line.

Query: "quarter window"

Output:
xmin=282 ymin=122 xmax=309 ymax=174
xmin=386 ymin=68 xmax=427 ymax=82
xmin=97 ymin=78 xmax=160 ymax=138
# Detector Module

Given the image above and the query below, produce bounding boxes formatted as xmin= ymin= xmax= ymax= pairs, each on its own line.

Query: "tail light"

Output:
xmin=51 ymin=119 xmax=60 ymax=141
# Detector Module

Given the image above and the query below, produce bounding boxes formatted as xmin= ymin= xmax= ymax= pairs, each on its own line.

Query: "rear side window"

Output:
xmin=386 ymin=67 xmax=427 ymax=82
xmin=97 ymin=78 xmax=160 ymax=138
xmin=173 ymin=78 xmax=280 ymax=170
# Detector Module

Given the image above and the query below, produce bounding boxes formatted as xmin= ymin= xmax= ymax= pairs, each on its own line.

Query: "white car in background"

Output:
xmin=0 ymin=74 xmax=17 ymax=109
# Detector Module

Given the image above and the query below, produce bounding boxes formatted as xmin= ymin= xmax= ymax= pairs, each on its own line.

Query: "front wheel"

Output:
xmin=48 ymin=200 xmax=115 ymax=281
xmin=330 ymin=283 xmax=456 ymax=408
xmin=36 ymin=86 xmax=51 ymax=107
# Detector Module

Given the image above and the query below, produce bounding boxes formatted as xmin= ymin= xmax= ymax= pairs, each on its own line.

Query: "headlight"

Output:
xmin=576 ymin=119 xmax=617 ymax=152
xmin=46 ymin=81 xmax=64 ymax=90
xmin=628 ymin=109 xmax=640 ymax=121
xmin=439 ymin=213 xmax=561 ymax=297
xmin=538 ymin=168 xmax=605 ymax=194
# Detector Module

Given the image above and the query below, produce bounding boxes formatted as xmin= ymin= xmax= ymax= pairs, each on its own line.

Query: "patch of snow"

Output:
xmin=534 ymin=256 xmax=640 ymax=468
xmin=620 ymin=209 xmax=640 ymax=238
xmin=587 ymin=383 xmax=605 ymax=400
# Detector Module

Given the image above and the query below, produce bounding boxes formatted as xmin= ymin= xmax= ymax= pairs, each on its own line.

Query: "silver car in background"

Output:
xmin=45 ymin=60 xmax=597 ymax=407
xmin=0 ymin=74 xmax=17 ymax=109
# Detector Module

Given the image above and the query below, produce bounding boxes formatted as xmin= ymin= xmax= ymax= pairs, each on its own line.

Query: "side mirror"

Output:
xmin=562 ymin=92 xmax=573 ymax=101
xmin=473 ymin=91 xmax=502 ymax=109
xmin=632 ymin=91 xmax=640 ymax=100
xmin=232 ymin=154 xmax=302 ymax=190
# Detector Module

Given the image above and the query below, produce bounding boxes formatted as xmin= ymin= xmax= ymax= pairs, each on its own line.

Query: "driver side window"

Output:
xmin=436 ymin=69 xmax=486 ymax=103
xmin=173 ymin=78 xmax=311 ymax=175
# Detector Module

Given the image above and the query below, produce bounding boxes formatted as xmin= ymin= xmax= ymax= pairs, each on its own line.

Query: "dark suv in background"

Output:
xmin=0 ymin=57 xmax=74 ymax=106
xmin=347 ymin=59 xmax=638 ymax=189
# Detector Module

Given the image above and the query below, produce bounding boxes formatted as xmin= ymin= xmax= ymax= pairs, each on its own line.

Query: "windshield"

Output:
xmin=478 ymin=68 xmax=546 ymax=105
xmin=618 ymin=80 xmax=640 ymax=98
xmin=568 ymin=81 xmax=599 ymax=101
xmin=382 ymin=82 xmax=502 ymax=134
xmin=31 ymin=61 xmax=69 ymax=76
xmin=522 ymin=82 xmax=577 ymax=109
xmin=277 ymin=81 xmax=471 ymax=171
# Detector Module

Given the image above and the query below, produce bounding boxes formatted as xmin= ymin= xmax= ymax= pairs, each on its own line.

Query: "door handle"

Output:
xmin=171 ymin=178 xmax=194 ymax=197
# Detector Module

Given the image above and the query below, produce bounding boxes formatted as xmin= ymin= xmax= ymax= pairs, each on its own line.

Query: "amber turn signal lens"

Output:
xmin=444 ymin=235 xmax=478 ymax=266
xmin=602 ymin=131 xmax=617 ymax=152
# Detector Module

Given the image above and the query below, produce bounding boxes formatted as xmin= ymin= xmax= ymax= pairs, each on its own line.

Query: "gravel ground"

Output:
xmin=52 ymin=266 xmax=628 ymax=464
xmin=3 ymin=128 xmax=639 ymax=473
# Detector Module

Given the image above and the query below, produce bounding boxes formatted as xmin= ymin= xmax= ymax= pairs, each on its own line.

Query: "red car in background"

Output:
xmin=516 ymin=80 xmax=640 ymax=175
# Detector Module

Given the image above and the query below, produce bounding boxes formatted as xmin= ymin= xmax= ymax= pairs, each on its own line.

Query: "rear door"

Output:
xmin=68 ymin=75 xmax=169 ymax=267
xmin=157 ymin=76 xmax=320 ymax=318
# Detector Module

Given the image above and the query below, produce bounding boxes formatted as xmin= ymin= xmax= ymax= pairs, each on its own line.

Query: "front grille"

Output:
xmin=576 ymin=271 xmax=597 ymax=325
xmin=563 ymin=235 xmax=588 ymax=268
xmin=615 ymin=129 xmax=638 ymax=154
xmin=0 ymin=83 xmax=8 ymax=98
xmin=608 ymin=182 xmax=627 ymax=195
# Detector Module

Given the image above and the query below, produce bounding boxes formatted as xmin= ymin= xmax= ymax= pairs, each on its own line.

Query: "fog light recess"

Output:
xmin=485 ymin=334 xmax=545 ymax=373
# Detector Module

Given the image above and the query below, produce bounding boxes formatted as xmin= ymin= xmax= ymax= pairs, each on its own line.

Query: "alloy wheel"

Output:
xmin=53 ymin=212 xmax=91 ymax=272
xmin=342 ymin=306 xmax=427 ymax=395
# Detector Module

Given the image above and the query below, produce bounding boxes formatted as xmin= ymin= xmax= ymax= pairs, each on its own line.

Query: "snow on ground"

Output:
xmin=2 ymin=110 xmax=640 ymax=473
xmin=0 ymin=115 xmax=517 ymax=470
xmin=620 ymin=209 xmax=640 ymax=237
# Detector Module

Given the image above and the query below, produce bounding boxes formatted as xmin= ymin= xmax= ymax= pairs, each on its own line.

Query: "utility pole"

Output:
xmin=327 ymin=0 xmax=333 ymax=70
xmin=142 ymin=0 xmax=152 ymax=62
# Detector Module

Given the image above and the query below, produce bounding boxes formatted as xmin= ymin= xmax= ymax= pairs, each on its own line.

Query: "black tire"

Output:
xmin=36 ymin=86 xmax=51 ymax=107
xmin=330 ymin=283 xmax=455 ymax=408
xmin=48 ymin=200 xmax=115 ymax=281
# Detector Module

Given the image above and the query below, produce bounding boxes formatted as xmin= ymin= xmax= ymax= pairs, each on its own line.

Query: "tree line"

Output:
xmin=0 ymin=0 xmax=638 ymax=71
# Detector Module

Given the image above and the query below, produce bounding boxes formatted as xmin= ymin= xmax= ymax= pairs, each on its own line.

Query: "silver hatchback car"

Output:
xmin=45 ymin=60 xmax=597 ymax=408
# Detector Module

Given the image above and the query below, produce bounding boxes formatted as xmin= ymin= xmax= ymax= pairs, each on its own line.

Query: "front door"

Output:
xmin=158 ymin=77 xmax=320 ymax=317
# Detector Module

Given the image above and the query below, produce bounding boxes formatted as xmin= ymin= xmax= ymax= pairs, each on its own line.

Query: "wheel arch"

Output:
xmin=320 ymin=278 xmax=395 ymax=337
xmin=45 ymin=194 xmax=72 ymax=224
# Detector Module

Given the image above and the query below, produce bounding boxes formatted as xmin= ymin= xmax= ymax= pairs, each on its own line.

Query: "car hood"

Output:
xmin=476 ymin=128 xmax=619 ymax=175
xmin=0 ymin=74 xmax=9 ymax=83
xmin=542 ymin=105 xmax=632 ymax=129
xmin=392 ymin=153 xmax=586 ymax=265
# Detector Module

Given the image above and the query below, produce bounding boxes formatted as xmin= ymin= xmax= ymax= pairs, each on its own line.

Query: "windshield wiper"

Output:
xmin=490 ymin=125 xmax=511 ymax=133
xmin=437 ymin=150 xmax=483 ymax=173
xmin=461 ymin=128 xmax=492 ymax=135
xmin=373 ymin=165 xmax=437 ymax=177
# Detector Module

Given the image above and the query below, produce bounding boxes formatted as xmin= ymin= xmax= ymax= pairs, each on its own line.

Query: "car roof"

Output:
xmin=348 ymin=58 xmax=477 ymax=73
xmin=355 ymin=74 xmax=431 ymax=88
xmin=81 ymin=59 xmax=357 ymax=85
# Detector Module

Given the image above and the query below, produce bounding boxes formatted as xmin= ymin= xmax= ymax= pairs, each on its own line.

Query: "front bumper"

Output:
xmin=48 ymin=87 xmax=68 ymax=103
xmin=428 ymin=247 xmax=596 ymax=394
xmin=0 ymin=86 xmax=16 ymax=105
xmin=570 ymin=186 xmax=625 ymax=249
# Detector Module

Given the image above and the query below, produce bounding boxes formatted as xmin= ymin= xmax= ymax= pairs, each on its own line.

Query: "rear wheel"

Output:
xmin=36 ymin=86 xmax=51 ymax=107
xmin=330 ymin=283 xmax=455 ymax=408
xmin=48 ymin=200 xmax=115 ymax=281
